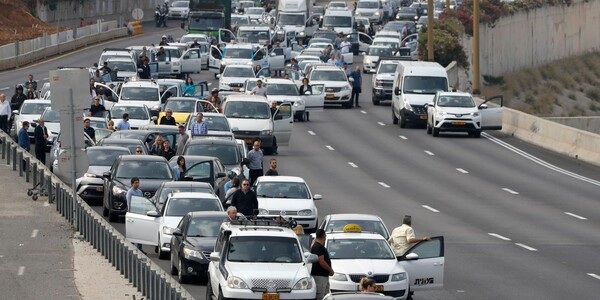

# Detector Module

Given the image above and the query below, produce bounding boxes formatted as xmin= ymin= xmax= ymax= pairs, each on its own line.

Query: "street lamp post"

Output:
xmin=473 ymin=0 xmax=480 ymax=94
xmin=427 ymin=0 xmax=434 ymax=61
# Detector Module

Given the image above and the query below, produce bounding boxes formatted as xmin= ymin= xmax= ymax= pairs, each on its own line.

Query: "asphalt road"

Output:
xmin=3 ymin=21 xmax=600 ymax=300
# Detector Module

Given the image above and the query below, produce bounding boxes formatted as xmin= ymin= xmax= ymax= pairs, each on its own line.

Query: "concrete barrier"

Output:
xmin=544 ymin=117 xmax=600 ymax=135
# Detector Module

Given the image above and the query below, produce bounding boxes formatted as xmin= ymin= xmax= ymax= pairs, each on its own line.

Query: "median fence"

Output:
xmin=0 ymin=131 xmax=195 ymax=300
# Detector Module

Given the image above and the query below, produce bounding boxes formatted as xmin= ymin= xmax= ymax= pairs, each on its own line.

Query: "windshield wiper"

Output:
xmin=187 ymin=234 xmax=207 ymax=237
xmin=257 ymin=194 xmax=273 ymax=198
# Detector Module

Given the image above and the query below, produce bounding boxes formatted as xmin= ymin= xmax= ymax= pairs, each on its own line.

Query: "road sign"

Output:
xmin=49 ymin=68 xmax=90 ymax=112
xmin=132 ymin=8 xmax=144 ymax=20
xmin=57 ymin=148 xmax=89 ymax=182
xmin=58 ymin=110 xmax=86 ymax=149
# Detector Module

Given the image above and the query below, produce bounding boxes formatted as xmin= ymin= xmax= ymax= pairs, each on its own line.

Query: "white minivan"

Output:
xmin=222 ymin=94 xmax=293 ymax=154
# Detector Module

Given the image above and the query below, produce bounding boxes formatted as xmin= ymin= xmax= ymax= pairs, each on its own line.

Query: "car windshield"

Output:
xmin=255 ymin=182 xmax=311 ymax=199
xmin=314 ymin=7 xmax=324 ymax=14
xmin=325 ymin=220 xmax=389 ymax=239
xmin=181 ymin=35 xmax=206 ymax=43
xmin=164 ymin=99 xmax=195 ymax=112
xmin=373 ymin=41 xmax=399 ymax=49
xmin=41 ymin=109 xmax=60 ymax=122
xmin=107 ymin=61 xmax=136 ymax=72
xmin=323 ymin=16 xmax=352 ymax=27
xmin=89 ymin=119 xmax=107 ymax=129
xmin=267 ymin=84 xmax=299 ymax=96
xmin=357 ymin=1 xmax=378 ymax=8
xmin=278 ymin=14 xmax=305 ymax=25
xmin=186 ymin=217 xmax=223 ymax=237
xmin=158 ymin=186 xmax=213 ymax=204
xmin=120 ymin=87 xmax=159 ymax=101
xmin=310 ymin=70 xmax=347 ymax=81
xmin=327 ymin=239 xmax=395 ymax=259
xmin=172 ymin=1 xmax=188 ymax=7
xmin=313 ymin=31 xmax=337 ymax=42
xmin=166 ymin=49 xmax=182 ymax=58
xmin=224 ymin=48 xmax=253 ymax=59
xmin=20 ymin=102 xmax=49 ymax=114
xmin=223 ymin=66 xmax=254 ymax=77
xmin=383 ymin=22 xmax=404 ymax=31
xmin=87 ymin=149 xmax=129 ymax=166
xmin=189 ymin=16 xmax=223 ymax=30
xmin=400 ymin=7 xmax=417 ymax=14
xmin=378 ymin=63 xmax=397 ymax=73
xmin=111 ymin=106 xmax=148 ymax=120
xmin=403 ymin=76 xmax=448 ymax=94
xmin=437 ymin=96 xmax=475 ymax=107
xmin=204 ymin=115 xmax=231 ymax=131
xmin=165 ymin=198 xmax=221 ymax=216
xmin=245 ymin=8 xmax=264 ymax=14
xmin=224 ymin=101 xmax=270 ymax=119
xmin=232 ymin=16 xmax=250 ymax=25
xmin=184 ymin=144 xmax=240 ymax=165
xmin=237 ymin=31 xmax=270 ymax=44
xmin=367 ymin=47 xmax=393 ymax=56
xmin=329 ymin=2 xmax=346 ymax=8
xmin=228 ymin=236 xmax=302 ymax=263
xmin=116 ymin=160 xmax=172 ymax=179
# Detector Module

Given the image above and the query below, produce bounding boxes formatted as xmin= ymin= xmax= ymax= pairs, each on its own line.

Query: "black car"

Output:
xmin=170 ymin=211 xmax=227 ymax=283
xmin=105 ymin=128 xmax=179 ymax=152
xmin=96 ymin=138 xmax=149 ymax=154
xmin=152 ymin=181 xmax=215 ymax=209
xmin=182 ymin=138 xmax=249 ymax=180
xmin=168 ymin=155 xmax=228 ymax=202
xmin=76 ymin=146 xmax=130 ymax=204
xmin=102 ymin=155 xmax=174 ymax=222
xmin=396 ymin=7 xmax=418 ymax=21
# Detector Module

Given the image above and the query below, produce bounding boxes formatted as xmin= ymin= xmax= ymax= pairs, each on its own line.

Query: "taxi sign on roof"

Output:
xmin=343 ymin=224 xmax=362 ymax=233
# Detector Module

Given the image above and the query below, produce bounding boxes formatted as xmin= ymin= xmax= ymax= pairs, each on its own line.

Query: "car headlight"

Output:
xmin=84 ymin=173 xmax=96 ymax=178
xmin=297 ymin=209 xmax=312 ymax=216
xmin=152 ymin=105 xmax=161 ymax=111
xmin=375 ymin=11 xmax=380 ymax=15
xmin=364 ymin=58 xmax=372 ymax=64
xmin=247 ymin=61 xmax=253 ymax=65
xmin=162 ymin=226 xmax=175 ymax=235
xmin=227 ymin=276 xmax=249 ymax=289
xmin=112 ymin=186 xmax=126 ymax=194
xmin=375 ymin=79 xmax=383 ymax=87
xmin=221 ymin=61 xmax=227 ymax=65
xmin=403 ymin=101 xmax=413 ymax=111
xmin=298 ymin=31 xmax=305 ymax=36
xmin=436 ymin=110 xmax=447 ymax=117
xmin=293 ymin=277 xmax=313 ymax=290
xmin=331 ymin=272 xmax=347 ymax=281
xmin=173 ymin=61 xmax=180 ymax=66
xmin=341 ymin=85 xmax=350 ymax=91
xmin=183 ymin=247 xmax=203 ymax=259
xmin=258 ymin=208 xmax=269 ymax=215
xmin=356 ymin=12 xmax=361 ymax=16
xmin=391 ymin=272 xmax=407 ymax=281
xmin=260 ymin=129 xmax=272 ymax=136
xmin=414 ymin=16 xmax=418 ymax=20
xmin=470 ymin=111 xmax=480 ymax=117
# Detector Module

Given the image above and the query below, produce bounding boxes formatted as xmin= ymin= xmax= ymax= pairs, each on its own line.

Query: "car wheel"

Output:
xmin=206 ymin=276 xmax=214 ymax=300
xmin=399 ymin=115 xmax=407 ymax=128
xmin=473 ymin=130 xmax=481 ymax=138
xmin=392 ymin=104 xmax=398 ymax=124
xmin=362 ymin=68 xmax=367 ymax=74
xmin=171 ymin=251 xmax=178 ymax=275
xmin=306 ymin=112 xmax=310 ymax=121
xmin=297 ymin=112 xmax=305 ymax=122
xmin=178 ymin=259 xmax=188 ymax=283
xmin=107 ymin=200 xmax=118 ymax=222
xmin=264 ymin=146 xmax=273 ymax=155
xmin=217 ymin=287 xmax=226 ymax=300
xmin=432 ymin=127 xmax=440 ymax=137
xmin=213 ymin=73 xmax=218 ymax=79
xmin=158 ymin=237 xmax=169 ymax=259
xmin=102 ymin=204 xmax=109 ymax=217
xmin=426 ymin=122 xmax=432 ymax=134
xmin=372 ymin=97 xmax=380 ymax=105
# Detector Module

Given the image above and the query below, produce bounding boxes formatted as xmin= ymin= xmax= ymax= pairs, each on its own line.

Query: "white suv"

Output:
xmin=307 ymin=66 xmax=352 ymax=108
xmin=206 ymin=219 xmax=318 ymax=299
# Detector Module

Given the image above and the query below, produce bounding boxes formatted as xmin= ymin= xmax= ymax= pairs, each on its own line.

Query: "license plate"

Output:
xmin=453 ymin=121 xmax=466 ymax=125
xmin=233 ymin=88 xmax=241 ymax=92
xmin=420 ymin=115 xmax=428 ymax=120
xmin=325 ymin=93 xmax=335 ymax=99
xmin=262 ymin=294 xmax=279 ymax=300
xmin=244 ymin=138 xmax=253 ymax=144
xmin=97 ymin=186 xmax=103 ymax=192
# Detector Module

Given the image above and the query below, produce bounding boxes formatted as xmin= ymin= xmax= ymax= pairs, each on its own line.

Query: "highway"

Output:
xmin=2 ymin=23 xmax=600 ymax=300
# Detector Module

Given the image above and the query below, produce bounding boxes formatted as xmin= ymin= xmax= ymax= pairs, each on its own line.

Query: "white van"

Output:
xmin=391 ymin=61 xmax=449 ymax=128
xmin=222 ymin=94 xmax=294 ymax=154
xmin=322 ymin=9 xmax=354 ymax=35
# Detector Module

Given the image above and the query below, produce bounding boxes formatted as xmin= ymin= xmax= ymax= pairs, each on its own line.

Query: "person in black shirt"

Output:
xmin=83 ymin=118 xmax=96 ymax=143
xmin=311 ymin=229 xmax=333 ymax=300
xmin=160 ymin=139 xmax=176 ymax=161
xmin=159 ymin=109 xmax=177 ymax=125
xmin=33 ymin=118 xmax=48 ymax=165
xmin=138 ymin=58 xmax=152 ymax=80
xmin=231 ymin=179 xmax=259 ymax=217
xmin=160 ymin=85 xmax=173 ymax=102
xmin=265 ymin=158 xmax=278 ymax=176
xmin=89 ymin=97 xmax=106 ymax=117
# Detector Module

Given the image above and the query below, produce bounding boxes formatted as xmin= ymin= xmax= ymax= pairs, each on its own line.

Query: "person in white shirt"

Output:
xmin=0 ymin=94 xmax=11 ymax=134
xmin=251 ymin=80 xmax=267 ymax=96
xmin=339 ymin=36 xmax=352 ymax=54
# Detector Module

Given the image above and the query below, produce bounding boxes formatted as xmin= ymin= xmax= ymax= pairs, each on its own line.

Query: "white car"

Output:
xmin=372 ymin=37 xmax=401 ymax=50
xmin=153 ymin=46 xmax=182 ymax=78
xmin=179 ymin=33 xmax=209 ymax=44
xmin=210 ymin=43 xmax=269 ymax=76
xmin=243 ymin=7 xmax=266 ymax=22
xmin=116 ymin=80 xmax=162 ymax=117
xmin=318 ymin=213 xmax=390 ymax=240
xmin=363 ymin=46 xmax=396 ymax=73
xmin=126 ymin=192 xmax=224 ymax=259
xmin=327 ymin=1 xmax=349 ymax=10
xmin=11 ymin=99 xmax=50 ymax=140
xmin=426 ymin=92 xmax=504 ymax=137
xmin=307 ymin=65 xmax=353 ymax=108
xmin=355 ymin=0 xmax=383 ymax=24
xmin=168 ymin=1 xmax=190 ymax=19
xmin=218 ymin=65 xmax=256 ymax=92
xmin=110 ymin=103 xmax=156 ymax=130
xmin=254 ymin=176 xmax=321 ymax=231
xmin=372 ymin=60 xmax=400 ymax=105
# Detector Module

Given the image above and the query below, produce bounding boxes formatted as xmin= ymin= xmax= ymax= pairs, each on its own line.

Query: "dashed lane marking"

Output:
xmin=377 ymin=122 xmax=385 ymax=126
xmin=421 ymin=205 xmax=440 ymax=212
xmin=31 ymin=229 xmax=38 ymax=238
xmin=378 ymin=182 xmax=390 ymax=188
xmin=399 ymin=135 xmax=407 ymax=140
xmin=360 ymin=110 xmax=367 ymax=114
xmin=502 ymin=188 xmax=519 ymax=195
xmin=325 ymin=145 xmax=335 ymax=151
xmin=587 ymin=273 xmax=600 ymax=280
xmin=17 ymin=266 xmax=25 ymax=276
xmin=307 ymin=130 xmax=316 ymax=136
xmin=425 ymin=150 xmax=435 ymax=156
xmin=488 ymin=233 xmax=512 ymax=241
xmin=348 ymin=162 xmax=358 ymax=168
xmin=456 ymin=168 xmax=469 ymax=174
xmin=564 ymin=212 xmax=587 ymax=220
xmin=515 ymin=243 xmax=537 ymax=251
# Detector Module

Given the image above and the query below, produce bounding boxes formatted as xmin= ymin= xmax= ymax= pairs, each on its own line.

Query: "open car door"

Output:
xmin=256 ymin=67 xmax=271 ymax=78
xmin=218 ymin=28 xmax=236 ymax=44
xmin=358 ymin=32 xmax=373 ymax=53
xmin=290 ymin=42 xmax=305 ymax=59
xmin=209 ymin=45 xmax=223 ymax=75
xmin=149 ymin=62 xmax=159 ymax=79
xmin=303 ymin=83 xmax=325 ymax=113
xmin=180 ymin=48 xmax=203 ymax=74
xmin=399 ymin=236 xmax=445 ymax=292
xmin=181 ymin=160 xmax=213 ymax=183
xmin=192 ymin=81 xmax=210 ymax=99
xmin=305 ymin=17 xmax=319 ymax=38
xmin=340 ymin=52 xmax=354 ymax=65
xmin=273 ymin=102 xmax=293 ymax=146
xmin=125 ymin=196 xmax=161 ymax=246
xmin=253 ymin=48 xmax=269 ymax=70
xmin=479 ymin=95 xmax=503 ymax=130
xmin=268 ymin=48 xmax=285 ymax=71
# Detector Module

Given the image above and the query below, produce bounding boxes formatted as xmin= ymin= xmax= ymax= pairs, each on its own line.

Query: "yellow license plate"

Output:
xmin=420 ymin=115 xmax=428 ymax=120
xmin=234 ymin=88 xmax=241 ymax=92
xmin=453 ymin=121 xmax=466 ymax=125
xmin=262 ymin=294 xmax=279 ymax=300
xmin=325 ymin=93 xmax=335 ymax=98
xmin=244 ymin=138 xmax=253 ymax=144
xmin=97 ymin=186 xmax=103 ymax=192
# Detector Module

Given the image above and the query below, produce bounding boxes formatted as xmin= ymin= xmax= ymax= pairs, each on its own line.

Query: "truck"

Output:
xmin=182 ymin=0 xmax=232 ymax=36
xmin=277 ymin=0 xmax=318 ymax=39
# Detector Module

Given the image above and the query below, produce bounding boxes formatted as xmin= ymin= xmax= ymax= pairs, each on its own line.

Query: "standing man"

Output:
xmin=34 ymin=118 xmax=48 ymax=165
xmin=339 ymin=36 xmax=352 ymax=54
xmin=190 ymin=113 xmax=208 ymax=136
xmin=0 ymin=94 xmax=10 ymax=134
xmin=382 ymin=1 xmax=391 ymax=21
xmin=18 ymin=121 xmax=30 ymax=170
xmin=24 ymin=74 xmax=38 ymax=91
xmin=138 ymin=58 xmax=152 ymax=80
xmin=247 ymin=138 xmax=264 ymax=185
xmin=251 ymin=80 xmax=267 ymax=97
xmin=161 ymin=139 xmax=176 ymax=161
xmin=159 ymin=109 xmax=177 ymax=125
xmin=116 ymin=113 xmax=131 ymax=131
xmin=83 ymin=118 xmax=96 ymax=143
xmin=265 ymin=158 xmax=278 ymax=176
xmin=89 ymin=97 xmax=106 ymax=117
xmin=126 ymin=177 xmax=144 ymax=251
xmin=175 ymin=125 xmax=189 ymax=155
xmin=230 ymin=179 xmax=258 ymax=217
xmin=349 ymin=66 xmax=362 ymax=108
xmin=388 ymin=215 xmax=430 ymax=256
xmin=311 ymin=229 xmax=334 ymax=300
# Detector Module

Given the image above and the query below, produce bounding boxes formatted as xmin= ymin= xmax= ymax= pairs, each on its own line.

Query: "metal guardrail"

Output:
xmin=0 ymin=131 xmax=195 ymax=300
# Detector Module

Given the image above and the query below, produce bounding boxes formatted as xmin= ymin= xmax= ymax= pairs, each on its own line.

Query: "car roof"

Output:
xmin=159 ymin=181 xmax=213 ymax=189
xmin=224 ymin=64 xmax=254 ymax=70
xmin=118 ymin=154 xmax=168 ymax=162
xmin=168 ymin=155 xmax=219 ymax=164
xmin=189 ymin=211 xmax=228 ymax=218
xmin=86 ymin=146 xmax=130 ymax=152
xmin=121 ymin=80 xmax=158 ymax=87
xmin=188 ymin=138 xmax=237 ymax=146
xmin=437 ymin=91 xmax=472 ymax=97
xmin=326 ymin=231 xmax=386 ymax=240
xmin=312 ymin=65 xmax=345 ymax=71
xmin=225 ymin=43 xmax=255 ymax=49
xmin=112 ymin=103 xmax=149 ymax=108
xmin=100 ymin=138 xmax=144 ymax=144
xmin=224 ymin=94 xmax=268 ymax=102
xmin=328 ymin=213 xmax=383 ymax=221
xmin=168 ymin=192 xmax=219 ymax=199
xmin=255 ymin=176 xmax=306 ymax=183
xmin=22 ymin=99 xmax=51 ymax=104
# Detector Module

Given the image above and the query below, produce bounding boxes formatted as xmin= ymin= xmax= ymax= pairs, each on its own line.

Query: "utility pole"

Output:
xmin=473 ymin=0 xmax=480 ymax=94
xmin=446 ymin=0 xmax=451 ymax=14
xmin=427 ymin=0 xmax=434 ymax=61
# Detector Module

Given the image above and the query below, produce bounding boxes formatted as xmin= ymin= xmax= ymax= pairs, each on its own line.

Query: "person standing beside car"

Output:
xmin=126 ymin=177 xmax=144 ymax=251
xmin=0 ymin=94 xmax=10 ymax=134
xmin=247 ymin=138 xmax=264 ymax=185
xmin=349 ymin=66 xmax=363 ymax=108
xmin=231 ymin=179 xmax=258 ymax=217
xmin=388 ymin=215 xmax=430 ymax=256
xmin=311 ymin=229 xmax=334 ymax=300
xmin=33 ymin=118 xmax=48 ymax=165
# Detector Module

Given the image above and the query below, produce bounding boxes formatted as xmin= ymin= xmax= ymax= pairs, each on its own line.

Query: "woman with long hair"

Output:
xmin=173 ymin=156 xmax=187 ymax=180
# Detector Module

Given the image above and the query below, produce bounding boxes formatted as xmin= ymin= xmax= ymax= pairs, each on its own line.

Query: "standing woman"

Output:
xmin=183 ymin=77 xmax=195 ymax=96
xmin=150 ymin=135 xmax=164 ymax=155
xmin=107 ymin=119 xmax=116 ymax=131
xmin=173 ymin=156 xmax=186 ymax=181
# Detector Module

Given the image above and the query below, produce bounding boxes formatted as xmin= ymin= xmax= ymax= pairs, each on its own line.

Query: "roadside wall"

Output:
xmin=544 ymin=116 xmax=600 ymax=135
xmin=36 ymin=0 xmax=161 ymax=26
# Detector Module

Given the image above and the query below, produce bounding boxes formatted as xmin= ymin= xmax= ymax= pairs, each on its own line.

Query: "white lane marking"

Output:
xmin=0 ymin=87 xmax=8 ymax=91
xmin=483 ymin=133 xmax=600 ymax=187
xmin=307 ymin=130 xmax=316 ymax=136
xmin=502 ymin=188 xmax=519 ymax=195
xmin=43 ymin=77 xmax=49 ymax=80
xmin=377 ymin=122 xmax=385 ymax=126
xmin=488 ymin=233 xmax=512 ymax=241
xmin=456 ymin=168 xmax=469 ymax=174
xmin=348 ymin=162 xmax=358 ymax=168
xmin=421 ymin=205 xmax=440 ymax=212
xmin=424 ymin=150 xmax=435 ymax=156
xmin=564 ymin=212 xmax=587 ymax=220
xmin=325 ymin=145 xmax=335 ymax=151
xmin=31 ymin=229 xmax=39 ymax=238
xmin=515 ymin=243 xmax=537 ymax=251
xmin=360 ymin=110 xmax=367 ymax=114
xmin=378 ymin=182 xmax=390 ymax=188
xmin=456 ymin=290 xmax=465 ymax=293
xmin=399 ymin=135 xmax=407 ymax=140
xmin=587 ymin=273 xmax=600 ymax=280
xmin=17 ymin=266 xmax=25 ymax=276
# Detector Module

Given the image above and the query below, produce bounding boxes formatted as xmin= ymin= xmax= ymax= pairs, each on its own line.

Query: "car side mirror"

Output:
xmin=394 ymin=87 xmax=401 ymax=95
xmin=102 ymin=171 xmax=111 ymax=179
xmin=313 ymin=194 xmax=322 ymax=200
xmin=425 ymin=102 xmax=433 ymax=107
xmin=146 ymin=210 xmax=160 ymax=217
xmin=216 ymin=74 xmax=221 ymax=78
xmin=12 ymin=110 xmax=19 ymax=114
xmin=305 ymin=252 xmax=318 ymax=263
xmin=183 ymin=55 xmax=190 ymax=59
xmin=269 ymin=52 xmax=276 ymax=57
xmin=172 ymin=228 xmax=183 ymax=236
xmin=401 ymin=252 xmax=419 ymax=261
xmin=304 ymin=91 xmax=311 ymax=95
xmin=242 ymin=158 xmax=250 ymax=165
xmin=151 ymin=116 xmax=158 ymax=121
xmin=209 ymin=252 xmax=220 ymax=262
xmin=479 ymin=103 xmax=488 ymax=109
xmin=217 ymin=172 xmax=227 ymax=178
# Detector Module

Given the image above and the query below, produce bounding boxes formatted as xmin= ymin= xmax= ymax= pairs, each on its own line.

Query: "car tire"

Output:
xmin=107 ymin=199 xmax=118 ymax=222
xmin=213 ymin=73 xmax=218 ymax=79
xmin=158 ymin=237 xmax=169 ymax=259
xmin=297 ymin=112 xmax=305 ymax=122
xmin=178 ymin=259 xmax=188 ymax=283
xmin=473 ymin=130 xmax=481 ymax=138
xmin=206 ymin=276 xmax=214 ymax=300
xmin=363 ymin=68 xmax=367 ymax=74
xmin=306 ymin=112 xmax=310 ymax=121
xmin=432 ymin=128 xmax=440 ymax=137
xmin=171 ymin=252 xmax=178 ymax=275
xmin=392 ymin=105 xmax=399 ymax=124
xmin=426 ymin=122 xmax=432 ymax=134
xmin=102 ymin=204 xmax=109 ymax=217
xmin=264 ymin=146 xmax=273 ymax=155
xmin=372 ymin=97 xmax=380 ymax=106
xmin=400 ymin=115 xmax=407 ymax=128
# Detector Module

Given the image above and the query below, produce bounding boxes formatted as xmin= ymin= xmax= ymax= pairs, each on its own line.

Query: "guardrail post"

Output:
xmin=18 ymin=151 xmax=23 ymax=176
xmin=15 ymin=40 xmax=20 ymax=68
xmin=25 ymin=157 xmax=30 ymax=182
xmin=1 ymin=136 xmax=6 ymax=158
xmin=6 ymin=142 xmax=11 ymax=164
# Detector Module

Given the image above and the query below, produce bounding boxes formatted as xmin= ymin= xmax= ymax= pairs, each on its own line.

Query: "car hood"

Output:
xmin=257 ymin=198 xmax=315 ymax=212
xmin=267 ymin=95 xmax=303 ymax=103
xmin=187 ymin=237 xmax=218 ymax=251
xmin=170 ymin=7 xmax=189 ymax=12
xmin=404 ymin=93 xmax=435 ymax=106
xmin=227 ymin=262 xmax=310 ymax=286
xmin=437 ymin=106 xmax=478 ymax=115
xmin=228 ymin=118 xmax=271 ymax=131
xmin=364 ymin=55 xmax=379 ymax=62
xmin=222 ymin=58 xmax=252 ymax=65
xmin=309 ymin=80 xmax=349 ymax=88
xmin=375 ymin=73 xmax=395 ymax=80
xmin=356 ymin=8 xmax=378 ymax=14
xmin=332 ymin=258 xmax=405 ymax=276
xmin=19 ymin=114 xmax=44 ymax=122
xmin=44 ymin=122 xmax=61 ymax=135
xmin=163 ymin=216 xmax=184 ymax=230
xmin=220 ymin=77 xmax=251 ymax=84
xmin=88 ymin=165 xmax=111 ymax=175
xmin=281 ymin=25 xmax=305 ymax=33
xmin=128 ymin=119 xmax=152 ymax=128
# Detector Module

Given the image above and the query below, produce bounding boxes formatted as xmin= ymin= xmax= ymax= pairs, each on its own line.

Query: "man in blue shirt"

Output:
xmin=190 ymin=113 xmax=208 ymax=136
xmin=18 ymin=121 xmax=30 ymax=170
xmin=126 ymin=177 xmax=144 ymax=251
xmin=116 ymin=113 xmax=131 ymax=131
xmin=349 ymin=66 xmax=362 ymax=108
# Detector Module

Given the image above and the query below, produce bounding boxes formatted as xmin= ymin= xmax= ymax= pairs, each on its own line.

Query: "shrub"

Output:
xmin=586 ymin=88 xmax=600 ymax=102
xmin=418 ymin=29 xmax=469 ymax=68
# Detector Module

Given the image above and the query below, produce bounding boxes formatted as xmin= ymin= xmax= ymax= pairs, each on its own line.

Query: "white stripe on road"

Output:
xmin=0 ymin=87 xmax=8 ymax=91
xmin=515 ymin=243 xmax=537 ymax=251
xmin=456 ymin=168 xmax=469 ymax=174
xmin=377 ymin=122 xmax=385 ymax=126
xmin=43 ymin=77 xmax=49 ymax=80
xmin=502 ymin=188 xmax=519 ymax=195
xmin=348 ymin=162 xmax=358 ymax=168
xmin=17 ymin=266 xmax=25 ymax=276
xmin=399 ymin=135 xmax=407 ymax=140
xmin=325 ymin=145 xmax=335 ymax=151
xmin=378 ymin=182 xmax=390 ymax=188
xmin=31 ymin=229 xmax=38 ymax=238
xmin=360 ymin=110 xmax=367 ymax=114
xmin=587 ymin=273 xmax=600 ymax=280
xmin=421 ymin=205 xmax=440 ymax=212
xmin=483 ymin=133 xmax=600 ymax=187
xmin=488 ymin=233 xmax=511 ymax=241
xmin=564 ymin=212 xmax=587 ymax=220
xmin=424 ymin=150 xmax=435 ymax=156
xmin=307 ymin=130 xmax=316 ymax=136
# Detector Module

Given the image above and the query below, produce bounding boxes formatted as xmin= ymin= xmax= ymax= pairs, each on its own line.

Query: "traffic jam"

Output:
xmin=5 ymin=0 xmax=507 ymax=299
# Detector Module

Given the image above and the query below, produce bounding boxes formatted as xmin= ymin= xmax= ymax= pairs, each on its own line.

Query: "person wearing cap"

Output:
xmin=159 ymin=35 xmax=169 ymax=46
xmin=388 ymin=215 xmax=430 ymax=256
xmin=251 ymin=79 xmax=267 ymax=97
